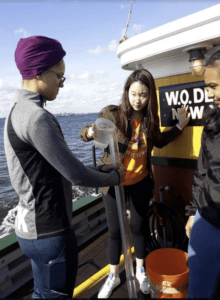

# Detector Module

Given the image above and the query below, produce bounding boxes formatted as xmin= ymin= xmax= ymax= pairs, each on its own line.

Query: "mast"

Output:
xmin=120 ymin=0 xmax=135 ymax=43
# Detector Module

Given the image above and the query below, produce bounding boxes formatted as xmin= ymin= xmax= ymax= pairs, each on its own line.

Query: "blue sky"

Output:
xmin=0 ymin=0 xmax=219 ymax=118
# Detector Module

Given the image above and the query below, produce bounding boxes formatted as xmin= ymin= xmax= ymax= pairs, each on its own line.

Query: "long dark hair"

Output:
xmin=203 ymin=50 xmax=220 ymax=139
xmin=114 ymin=69 xmax=160 ymax=141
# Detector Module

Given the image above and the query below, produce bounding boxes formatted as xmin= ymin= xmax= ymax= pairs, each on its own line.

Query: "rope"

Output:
xmin=145 ymin=187 xmax=187 ymax=253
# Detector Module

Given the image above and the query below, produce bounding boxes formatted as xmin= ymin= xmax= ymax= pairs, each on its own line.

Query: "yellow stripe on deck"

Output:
xmin=73 ymin=247 xmax=135 ymax=298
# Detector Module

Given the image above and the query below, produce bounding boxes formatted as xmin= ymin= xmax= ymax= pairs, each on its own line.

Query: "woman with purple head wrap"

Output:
xmin=4 ymin=36 xmax=124 ymax=298
xmin=15 ymin=36 xmax=66 ymax=101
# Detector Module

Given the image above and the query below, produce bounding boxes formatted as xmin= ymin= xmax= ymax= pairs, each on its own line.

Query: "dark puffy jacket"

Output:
xmin=186 ymin=130 xmax=220 ymax=228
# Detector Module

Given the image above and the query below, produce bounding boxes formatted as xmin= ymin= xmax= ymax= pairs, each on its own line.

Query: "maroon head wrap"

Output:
xmin=15 ymin=36 xmax=66 ymax=79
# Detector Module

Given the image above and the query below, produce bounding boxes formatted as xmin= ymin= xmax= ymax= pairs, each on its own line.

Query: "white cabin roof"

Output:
xmin=117 ymin=4 xmax=220 ymax=78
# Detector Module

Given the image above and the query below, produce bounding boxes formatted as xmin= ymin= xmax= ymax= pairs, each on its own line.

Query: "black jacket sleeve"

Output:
xmin=185 ymin=133 xmax=207 ymax=217
xmin=198 ymin=158 xmax=220 ymax=227
xmin=154 ymin=125 xmax=182 ymax=148
xmin=194 ymin=133 xmax=220 ymax=228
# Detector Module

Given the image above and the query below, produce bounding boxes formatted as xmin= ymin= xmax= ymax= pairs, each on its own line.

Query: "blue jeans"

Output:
xmin=187 ymin=210 xmax=220 ymax=298
xmin=17 ymin=229 xmax=78 ymax=298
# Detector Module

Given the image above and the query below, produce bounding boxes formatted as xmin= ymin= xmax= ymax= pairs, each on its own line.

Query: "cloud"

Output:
xmin=120 ymin=4 xmax=129 ymax=10
xmin=108 ymin=40 xmax=118 ymax=52
xmin=0 ymin=74 xmax=126 ymax=117
xmin=87 ymin=45 xmax=105 ymax=55
xmin=121 ymin=24 xmax=145 ymax=39
xmin=14 ymin=27 xmax=31 ymax=38
xmin=132 ymin=24 xmax=145 ymax=33
xmin=0 ymin=77 xmax=24 ymax=117
xmin=95 ymin=69 xmax=106 ymax=77
xmin=87 ymin=39 xmax=118 ymax=55
xmin=79 ymin=71 xmax=91 ymax=80
xmin=93 ymin=97 xmax=103 ymax=103
xmin=45 ymin=75 xmax=126 ymax=115
xmin=0 ymin=78 xmax=20 ymax=91
xmin=69 ymin=69 xmax=107 ymax=82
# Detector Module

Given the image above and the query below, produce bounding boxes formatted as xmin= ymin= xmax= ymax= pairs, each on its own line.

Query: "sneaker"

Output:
xmin=98 ymin=272 xmax=121 ymax=298
xmin=136 ymin=266 xmax=150 ymax=294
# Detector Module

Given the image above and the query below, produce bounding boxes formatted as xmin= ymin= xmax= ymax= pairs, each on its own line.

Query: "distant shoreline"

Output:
xmin=0 ymin=112 xmax=99 ymax=120
xmin=55 ymin=112 xmax=98 ymax=117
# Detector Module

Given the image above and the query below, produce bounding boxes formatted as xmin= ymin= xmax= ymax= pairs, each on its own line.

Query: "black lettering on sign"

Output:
xmin=159 ymin=81 xmax=213 ymax=127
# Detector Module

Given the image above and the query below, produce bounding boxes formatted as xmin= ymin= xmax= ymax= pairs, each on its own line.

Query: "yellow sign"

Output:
xmin=152 ymin=73 xmax=204 ymax=160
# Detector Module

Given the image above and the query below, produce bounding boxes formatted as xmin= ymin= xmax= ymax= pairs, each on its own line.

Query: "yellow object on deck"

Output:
xmin=73 ymin=246 xmax=135 ymax=298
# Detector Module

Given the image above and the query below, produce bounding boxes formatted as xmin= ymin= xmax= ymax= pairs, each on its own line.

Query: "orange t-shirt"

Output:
xmin=122 ymin=118 xmax=148 ymax=186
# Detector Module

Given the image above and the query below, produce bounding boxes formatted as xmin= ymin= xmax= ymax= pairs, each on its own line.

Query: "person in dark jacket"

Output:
xmin=185 ymin=49 xmax=220 ymax=298
xmin=4 ymin=36 xmax=125 ymax=299
xmin=79 ymin=68 xmax=190 ymax=298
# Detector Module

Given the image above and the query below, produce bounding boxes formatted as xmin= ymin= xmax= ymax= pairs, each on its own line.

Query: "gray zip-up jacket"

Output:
xmin=4 ymin=89 xmax=119 ymax=239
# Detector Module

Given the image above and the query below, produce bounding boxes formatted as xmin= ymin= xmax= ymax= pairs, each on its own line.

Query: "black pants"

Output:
xmin=103 ymin=175 xmax=153 ymax=265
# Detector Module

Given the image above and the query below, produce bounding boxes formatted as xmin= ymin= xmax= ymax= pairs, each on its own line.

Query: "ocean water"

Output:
xmin=0 ymin=113 xmax=103 ymax=238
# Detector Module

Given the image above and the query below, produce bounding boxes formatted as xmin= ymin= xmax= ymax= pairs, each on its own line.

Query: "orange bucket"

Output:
xmin=146 ymin=248 xmax=189 ymax=298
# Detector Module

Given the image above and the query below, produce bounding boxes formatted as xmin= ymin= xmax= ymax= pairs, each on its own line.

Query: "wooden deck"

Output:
xmin=8 ymin=231 xmax=151 ymax=299
xmin=7 ymin=229 xmax=220 ymax=299
xmin=76 ymin=231 xmax=151 ymax=299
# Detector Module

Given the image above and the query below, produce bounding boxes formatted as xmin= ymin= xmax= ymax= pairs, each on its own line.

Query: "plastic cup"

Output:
xmin=94 ymin=118 xmax=116 ymax=148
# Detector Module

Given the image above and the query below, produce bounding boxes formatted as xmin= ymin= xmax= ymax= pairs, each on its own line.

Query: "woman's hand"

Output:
xmin=86 ymin=126 xmax=94 ymax=139
xmin=100 ymin=164 xmax=125 ymax=183
xmin=176 ymin=105 xmax=191 ymax=129
xmin=185 ymin=216 xmax=195 ymax=238
xmin=115 ymin=164 xmax=125 ymax=184
xmin=86 ymin=124 xmax=98 ymax=140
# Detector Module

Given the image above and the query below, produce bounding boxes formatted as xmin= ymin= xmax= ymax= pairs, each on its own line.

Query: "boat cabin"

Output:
xmin=117 ymin=3 xmax=220 ymax=211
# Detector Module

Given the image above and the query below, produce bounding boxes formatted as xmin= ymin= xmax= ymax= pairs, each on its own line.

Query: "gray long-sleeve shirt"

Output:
xmin=4 ymin=89 xmax=119 ymax=239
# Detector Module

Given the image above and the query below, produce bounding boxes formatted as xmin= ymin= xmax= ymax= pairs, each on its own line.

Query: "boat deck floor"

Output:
xmin=8 ymin=231 xmax=150 ymax=299
xmin=76 ymin=231 xmax=150 ymax=299
xmin=8 ymin=230 xmax=220 ymax=299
